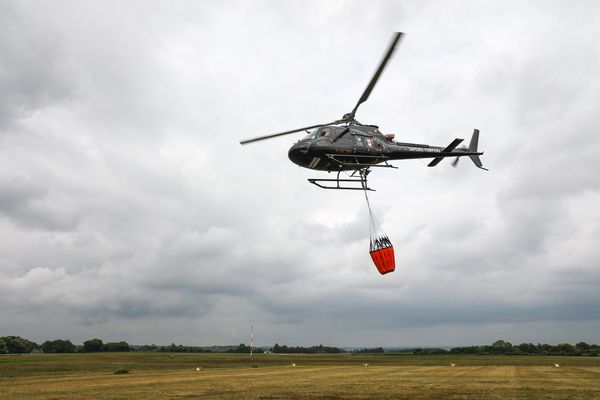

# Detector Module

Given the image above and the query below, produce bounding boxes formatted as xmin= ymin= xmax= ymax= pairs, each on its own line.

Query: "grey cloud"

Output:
xmin=0 ymin=3 xmax=76 ymax=130
xmin=0 ymin=177 xmax=80 ymax=230
xmin=1 ymin=1 xmax=600 ymax=347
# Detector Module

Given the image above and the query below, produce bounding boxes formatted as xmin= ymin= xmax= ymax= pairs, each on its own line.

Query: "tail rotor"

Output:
xmin=451 ymin=129 xmax=487 ymax=170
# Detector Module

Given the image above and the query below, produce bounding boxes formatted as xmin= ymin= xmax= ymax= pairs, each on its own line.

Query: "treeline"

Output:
xmin=411 ymin=340 xmax=600 ymax=356
xmin=5 ymin=336 xmax=599 ymax=356
xmin=412 ymin=348 xmax=450 ymax=355
xmin=449 ymin=340 xmax=600 ymax=356
xmin=353 ymin=347 xmax=385 ymax=353
xmin=0 ymin=336 xmax=133 ymax=354
xmin=81 ymin=339 xmax=132 ymax=352
xmin=0 ymin=337 xmax=268 ymax=354
xmin=139 ymin=343 xmax=212 ymax=353
xmin=226 ymin=343 xmax=264 ymax=353
xmin=271 ymin=343 xmax=345 ymax=354
xmin=0 ymin=336 xmax=38 ymax=354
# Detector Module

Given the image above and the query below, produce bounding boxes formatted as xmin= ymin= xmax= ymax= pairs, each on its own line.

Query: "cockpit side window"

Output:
xmin=302 ymin=130 xmax=318 ymax=141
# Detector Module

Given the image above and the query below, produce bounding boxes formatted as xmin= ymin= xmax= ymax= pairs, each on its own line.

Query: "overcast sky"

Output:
xmin=1 ymin=0 xmax=600 ymax=347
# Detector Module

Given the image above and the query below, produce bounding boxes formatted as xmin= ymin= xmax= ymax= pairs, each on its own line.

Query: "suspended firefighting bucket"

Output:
xmin=363 ymin=188 xmax=395 ymax=275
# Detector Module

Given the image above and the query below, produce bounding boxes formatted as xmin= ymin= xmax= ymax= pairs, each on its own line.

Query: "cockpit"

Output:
xmin=301 ymin=129 xmax=318 ymax=141
xmin=301 ymin=127 xmax=333 ymax=141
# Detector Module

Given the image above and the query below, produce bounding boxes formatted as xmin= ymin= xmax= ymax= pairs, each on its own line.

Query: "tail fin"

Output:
xmin=468 ymin=129 xmax=488 ymax=171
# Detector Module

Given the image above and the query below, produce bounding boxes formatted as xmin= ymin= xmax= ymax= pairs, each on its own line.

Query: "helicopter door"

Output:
xmin=355 ymin=134 xmax=374 ymax=151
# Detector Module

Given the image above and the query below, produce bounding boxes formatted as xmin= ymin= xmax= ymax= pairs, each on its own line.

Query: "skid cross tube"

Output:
xmin=325 ymin=154 xmax=398 ymax=170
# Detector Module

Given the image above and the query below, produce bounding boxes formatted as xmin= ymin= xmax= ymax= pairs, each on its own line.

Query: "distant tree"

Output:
xmin=0 ymin=336 xmax=38 ymax=354
xmin=491 ymin=340 xmax=513 ymax=349
xmin=226 ymin=343 xmax=256 ymax=353
xmin=517 ymin=343 xmax=538 ymax=354
xmin=0 ymin=337 xmax=7 ymax=354
xmin=83 ymin=338 xmax=104 ymax=352
xmin=413 ymin=348 xmax=448 ymax=355
xmin=42 ymin=339 xmax=76 ymax=353
xmin=102 ymin=341 xmax=131 ymax=352
xmin=241 ymin=343 xmax=251 ymax=352
xmin=450 ymin=346 xmax=479 ymax=354
xmin=556 ymin=343 xmax=577 ymax=355
xmin=152 ymin=343 xmax=211 ymax=353
xmin=576 ymin=342 xmax=590 ymax=351
xmin=272 ymin=343 xmax=291 ymax=353
xmin=355 ymin=347 xmax=385 ymax=354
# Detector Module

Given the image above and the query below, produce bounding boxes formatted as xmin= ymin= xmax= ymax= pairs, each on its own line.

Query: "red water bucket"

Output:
xmin=370 ymin=245 xmax=395 ymax=275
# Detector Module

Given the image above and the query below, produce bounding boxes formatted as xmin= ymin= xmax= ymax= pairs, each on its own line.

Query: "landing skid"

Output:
xmin=308 ymin=169 xmax=374 ymax=191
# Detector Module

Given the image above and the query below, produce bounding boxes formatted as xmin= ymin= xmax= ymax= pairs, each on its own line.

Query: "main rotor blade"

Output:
xmin=239 ymin=121 xmax=342 ymax=145
xmin=350 ymin=32 xmax=403 ymax=118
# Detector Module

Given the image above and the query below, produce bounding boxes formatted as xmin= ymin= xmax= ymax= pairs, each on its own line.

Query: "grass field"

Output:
xmin=2 ymin=352 xmax=600 ymax=399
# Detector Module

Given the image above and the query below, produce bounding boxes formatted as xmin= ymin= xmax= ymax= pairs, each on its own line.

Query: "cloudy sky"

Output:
xmin=1 ymin=0 xmax=600 ymax=347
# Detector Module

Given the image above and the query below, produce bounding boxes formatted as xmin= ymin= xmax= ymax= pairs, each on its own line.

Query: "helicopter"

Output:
xmin=240 ymin=32 xmax=487 ymax=191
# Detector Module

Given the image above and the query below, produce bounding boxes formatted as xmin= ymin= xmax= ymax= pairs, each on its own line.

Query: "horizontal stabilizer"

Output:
xmin=427 ymin=138 xmax=463 ymax=167
xmin=470 ymin=154 xmax=489 ymax=170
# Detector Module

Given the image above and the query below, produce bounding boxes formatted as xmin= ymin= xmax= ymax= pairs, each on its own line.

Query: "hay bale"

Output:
xmin=113 ymin=368 xmax=129 ymax=374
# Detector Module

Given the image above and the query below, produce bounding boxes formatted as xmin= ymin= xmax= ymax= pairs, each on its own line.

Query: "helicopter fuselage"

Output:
xmin=288 ymin=125 xmax=482 ymax=171
xmin=240 ymin=32 xmax=487 ymax=190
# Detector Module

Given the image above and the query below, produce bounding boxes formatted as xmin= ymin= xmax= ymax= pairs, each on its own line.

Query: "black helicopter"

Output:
xmin=240 ymin=32 xmax=487 ymax=190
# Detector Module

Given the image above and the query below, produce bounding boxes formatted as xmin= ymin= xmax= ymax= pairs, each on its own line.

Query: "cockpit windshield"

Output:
xmin=301 ymin=129 xmax=318 ymax=141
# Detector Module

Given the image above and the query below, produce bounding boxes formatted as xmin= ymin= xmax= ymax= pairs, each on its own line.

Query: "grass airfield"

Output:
xmin=2 ymin=353 xmax=600 ymax=399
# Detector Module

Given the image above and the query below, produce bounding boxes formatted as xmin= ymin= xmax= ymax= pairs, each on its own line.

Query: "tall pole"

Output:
xmin=250 ymin=325 xmax=255 ymax=368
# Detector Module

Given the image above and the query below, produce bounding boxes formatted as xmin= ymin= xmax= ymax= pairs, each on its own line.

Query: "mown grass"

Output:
xmin=1 ymin=353 xmax=600 ymax=399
